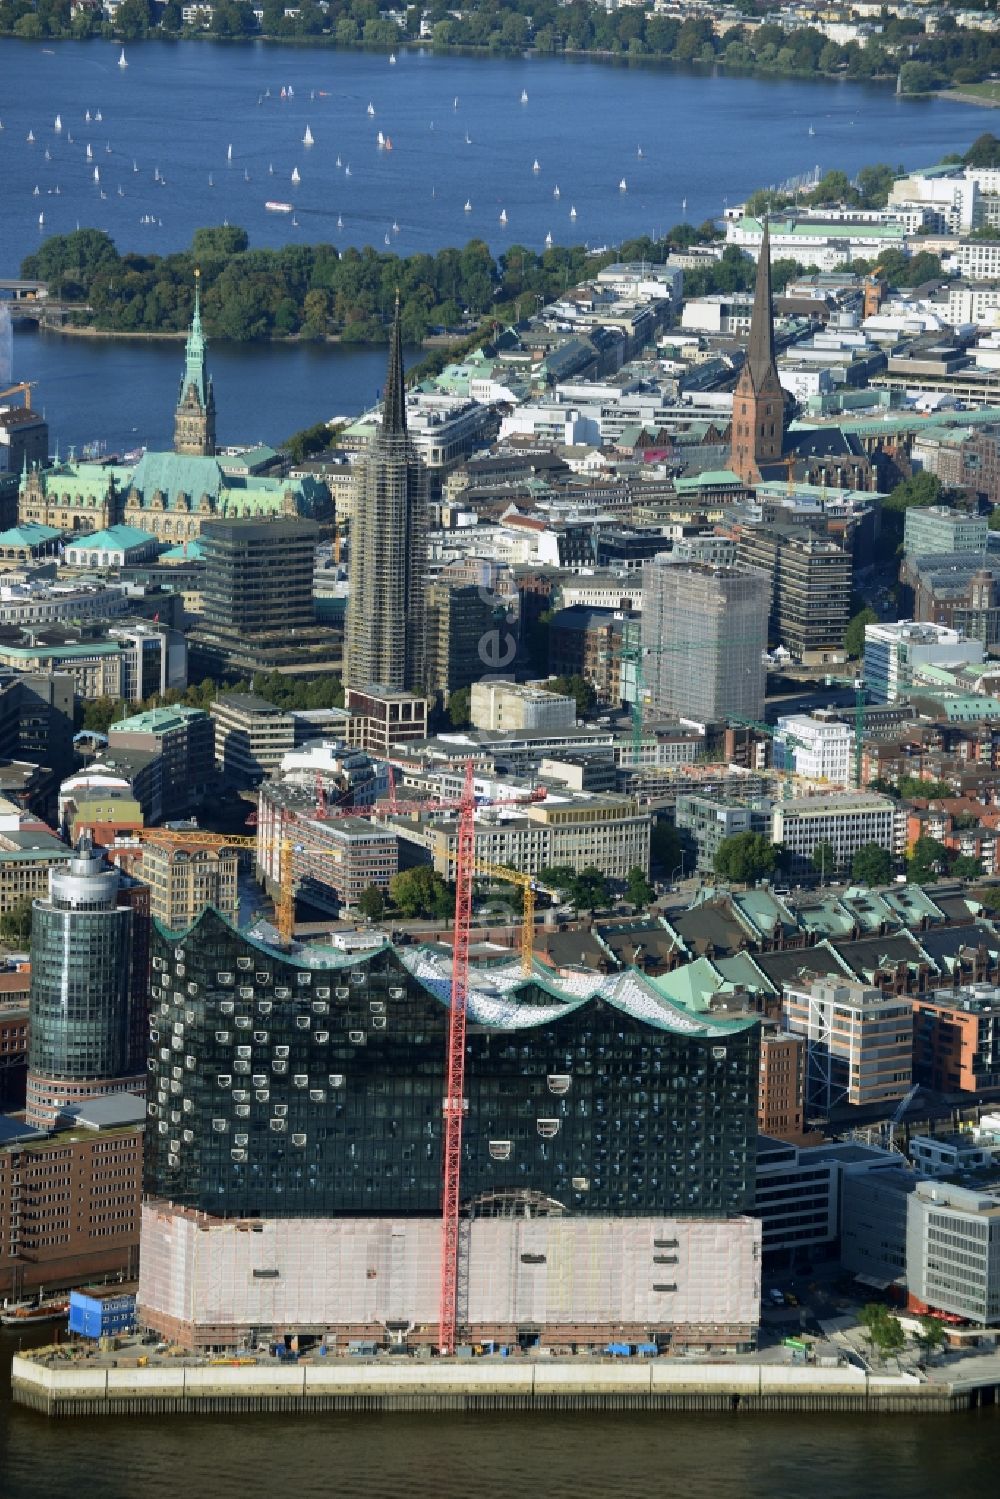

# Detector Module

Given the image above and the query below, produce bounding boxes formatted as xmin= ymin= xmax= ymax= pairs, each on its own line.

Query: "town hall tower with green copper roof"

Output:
xmin=173 ymin=269 xmax=216 ymax=458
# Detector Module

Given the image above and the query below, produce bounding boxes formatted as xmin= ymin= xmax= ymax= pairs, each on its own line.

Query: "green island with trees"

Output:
xmin=22 ymin=137 xmax=1000 ymax=349
xmin=3 ymin=0 xmax=1000 ymax=97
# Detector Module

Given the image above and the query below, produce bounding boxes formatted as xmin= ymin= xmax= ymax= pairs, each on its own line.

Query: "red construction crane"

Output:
xmin=383 ymin=760 xmax=546 ymax=1354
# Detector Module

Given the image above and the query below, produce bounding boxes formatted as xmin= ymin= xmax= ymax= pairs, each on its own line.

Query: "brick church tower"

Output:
xmin=730 ymin=220 xmax=784 ymax=485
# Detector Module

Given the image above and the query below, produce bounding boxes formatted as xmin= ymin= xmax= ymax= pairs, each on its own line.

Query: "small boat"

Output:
xmin=268 ymin=162 xmax=274 ymax=174
xmin=118 ymin=47 xmax=127 ymax=68
xmin=384 ymin=137 xmax=392 ymax=151
xmin=569 ymin=205 xmax=577 ymax=219
xmin=520 ymin=89 xmax=528 ymax=104
xmin=292 ymin=215 xmax=299 ymax=226
xmin=681 ymin=196 xmax=687 ymax=212
xmin=105 ymin=142 xmax=112 ymax=153
xmin=287 ymin=85 xmax=294 ymax=97
xmin=67 ymin=131 xmax=73 ymax=143
xmin=86 ymin=142 xmax=92 ymax=159
xmin=27 ymin=129 xmax=35 ymax=143
xmin=345 ymin=165 xmax=351 ymax=177
xmin=95 ymin=110 xmax=102 ymax=121
xmin=367 ymin=101 xmax=375 ymax=117
xmin=384 ymin=232 xmax=390 ymax=245
xmin=154 ymin=166 xmax=160 ymax=181
xmin=377 ymin=130 xmax=385 ymax=147
xmin=265 ymin=200 xmax=294 ymax=213
xmin=619 ymin=177 xmax=627 ymax=192
xmin=389 ymin=52 xmax=396 ymax=64
xmin=54 ymin=114 xmax=62 ymax=131
xmin=280 ymin=86 xmax=287 ymax=99
xmin=133 ymin=159 xmax=138 ymax=173
xmin=85 ymin=109 xmax=91 ymax=121
xmin=533 ymin=158 xmax=540 ymax=173
xmin=208 ymin=173 xmax=214 ymax=187
xmin=227 ymin=143 xmax=233 ymax=162
xmin=33 ymin=184 xmax=40 ymax=195
xmin=291 ymin=166 xmax=300 ymax=184
xmin=453 ymin=96 xmax=458 ymax=108
xmin=0 ymin=1299 xmax=68 ymax=1327
xmin=392 ymin=219 xmax=399 ymax=232
xmin=544 ymin=230 xmax=552 ymax=247
xmin=38 ymin=212 xmax=44 ymax=226
xmin=464 ymin=198 xmax=471 ymax=212
xmin=637 ymin=145 xmax=643 ymax=158
xmin=499 ymin=208 xmax=507 ymax=225
xmin=337 ymin=214 xmax=343 ymax=228
xmin=117 ymin=184 xmax=124 ymax=196
xmin=303 ymin=125 xmax=314 ymax=146
xmin=244 ymin=168 xmax=250 ymax=181
xmin=44 ymin=149 xmax=50 ymax=161
xmin=336 ymin=154 xmax=341 ymax=167
xmin=553 ymin=185 xmax=560 ymax=199
xmin=808 ymin=124 xmax=815 ymax=136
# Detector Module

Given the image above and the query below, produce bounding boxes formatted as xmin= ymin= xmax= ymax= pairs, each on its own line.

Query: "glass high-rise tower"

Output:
xmin=26 ymin=842 xmax=139 ymax=1127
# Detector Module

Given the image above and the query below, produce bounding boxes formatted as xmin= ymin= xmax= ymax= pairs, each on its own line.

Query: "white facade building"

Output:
xmin=864 ymin=621 xmax=985 ymax=703
xmin=470 ymin=680 xmax=578 ymax=734
xmin=771 ymin=793 xmax=905 ymax=873
xmin=774 ymin=715 xmax=853 ymax=786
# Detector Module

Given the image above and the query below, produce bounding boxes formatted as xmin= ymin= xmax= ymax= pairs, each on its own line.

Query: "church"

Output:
xmin=18 ymin=274 xmax=330 ymax=540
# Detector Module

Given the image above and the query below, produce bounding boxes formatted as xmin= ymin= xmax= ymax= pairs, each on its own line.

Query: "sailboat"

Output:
xmin=389 ymin=52 xmax=396 ymax=64
xmin=86 ymin=142 xmax=92 ymax=159
xmin=303 ymin=124 xmax=314 ymax=146
xmin=553 ymin=185 xmax=560 ymax=199
xmin=95 ymin=110 xmax=102 ymax=121
xmin=619 ymin=178 xmax=627 ymax=192
xmin=681 ymin=196 xmax=687 ymax=212
xmin=93 ymin=166 xmax=100 ymax=183
xmin=67 ymin=132 xmax=73 ymax=143
xmin=345 ymin=165 xmax=351 ymax=177
xmin=464 ymin=198 xmax=472 ymax=212
xmin=26 ymin=129 xmax=35 ymax=143
xmin=335 ymin=154 xmax=341 ymax=168
xmin=520 ymin=89 xmax=528 ymax=104
xmin=337 ymin=214 xmax=343 ymax=228
xmin=244 ymin=168 xmax=250 ymax=181
xmin=132 ymin=159 xmax=138 ymax=173
xmin=384 ymin=137 xmax=392 ymax=151
xmin=367 ymin=101 xmax=375 ymax=117
xmin=268 ymin=162 xmax=274 ymax=175
xmin=85 ymin=110 xmax=91 ymax=121
xmin=54 ymin=114 xmax=62 ymax=132
xmin=54 ymin=185 xmax=60 ymax=195
xmin=208 ymin=173 xmax=214 ymax=187
xmin=392 ymin=220 xmax=399 ymax=233
xmin=154 ymin=166 xmax=161 ymax=182
xmin=291 ymin=166 xmax=300 ymax=184
xmin=544 ymin=230 xmax=552 ymax=247
xmin=637 ymin=145 xmax=643 ymax=158
xmin=44 ymin=149 xmax=50 ymax=161
xmin=808 ymin=124 xmax=815 ymax=136
xmin=453 ymin=96 xmax=458 ymax=108
xmin=287 ymin=85 xmax=294 ymax=97
xmin=533 ymin=159 xmax=540 ymax=173
xmin=117 ymin=184 xmax=124 ymax=196
xmin=280 ymin=86 xmax=287 ymax=99
xmin=32 ymin=185 xmax=40 ymax=196
xmin=499 ymin=208 xmax=507 ymax=225
xmin=118 ymin=47 xmax=127 ymax=68
xmin=465 ymin=131 xmax=471 ymax=145
xmin=384 ymin=232 xmax=390 ymax=245
xmin=38 ymin=213 xmax=44 ymax=227
xmin=377 ymin=130 xmax=385 ymax=147
xmin=569 ymin=205 xmax=577 ymax=219
xmin=227 ymin=143 xmax=233 ymax=162
xmin=106 ymin=141 xmax=112 ymax=153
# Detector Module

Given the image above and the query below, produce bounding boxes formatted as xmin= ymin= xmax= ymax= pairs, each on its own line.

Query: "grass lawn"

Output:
xmin=948 ymin=80 xmax=1000 ymax=103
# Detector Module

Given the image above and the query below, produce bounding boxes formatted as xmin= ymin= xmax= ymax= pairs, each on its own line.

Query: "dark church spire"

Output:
xmin=383 ymin=290 xmax=406 ymax=437
xmin=746 ymin=217 xmax=777 ymax=394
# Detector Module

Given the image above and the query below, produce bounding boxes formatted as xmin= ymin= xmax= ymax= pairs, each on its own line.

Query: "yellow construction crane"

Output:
xmin=474 ymin=861 xmax=556 ymax=975
xmin=137 ymin=828 xmax=347 ymax=946
xmin=0 ymin=380 xmax=36 ymax=411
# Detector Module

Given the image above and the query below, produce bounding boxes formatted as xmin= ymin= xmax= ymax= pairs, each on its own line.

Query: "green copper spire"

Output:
xmin=180 ymin=267 xmax=209 ymax=407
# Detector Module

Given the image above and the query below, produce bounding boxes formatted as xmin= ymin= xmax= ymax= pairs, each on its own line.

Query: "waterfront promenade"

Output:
xmin=13 ymin=1349 xmax=1000 ymax=1417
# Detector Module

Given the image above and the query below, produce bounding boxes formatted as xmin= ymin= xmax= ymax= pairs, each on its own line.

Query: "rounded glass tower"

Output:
xmin=27 ymin=842 xmax=133 ymax=1125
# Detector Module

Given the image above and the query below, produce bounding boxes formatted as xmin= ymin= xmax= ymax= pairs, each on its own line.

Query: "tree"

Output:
xmin=546 ymin=674 xmax=594 ymax=719
xmin=908 ymin=836 xmax=951 ymax=885
xmin=852 ymin=843 xmax=894 ymax=887
xmin=357 ymin=885 xmax=385 ymax=922
xmin=916 ymin=1315 xmax=946 ymax=1360
xmin=568 ymin=865 xmax=610 ymax=911
xmin=447 ymin=686 xmax=471 ymax=728
xmin=625 ymin=866 xmax=655 ymax=909
xmin=965 ymin=133 xmax=1000 ymax=169
xmin=650 ymin=819 xmax=686 ymax=876
xmin=0 ymin=898 xmax=32 ymax=946
xmin=951 ymin=854 xmax=983 ymax=880
xmin=714 ymin=832 xmax=777 ymax=884
xmin=388 ymin=865 xmax=453 ymax=920
xmin=976 ymin=886 xmax=1000 ymax=915
xmin=844 ymin=606 xmax=878 ymax=659
xmin=811 ymin=841 xmax=837 ymax=880
xmin=858 ymin=1302 xmax=904 ymax=1357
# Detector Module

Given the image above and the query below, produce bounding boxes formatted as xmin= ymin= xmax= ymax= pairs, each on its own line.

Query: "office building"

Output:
xmin=773 ymin=714 xmax=854 ymax=786
xmin=0 ymin=985 xmax=29 ymax=1109
xmin=674 ymin=793 xmax=772 ymax=875
xmin=256 ymin=781 xmax=398 ymax=911
xmin=0 ymin=1098 xmax=144 ymax=1300
xmin=735 ymin=526 xmax=852 ymax=664
xmin=729 ymin=219 xmax=785 ymax=485
xmin=771 ymin=791 xmax=903 ymax=875
xmin=344 ymin=685 xmax=428 ymax=758
xmin=139 ymin=841 xmax=240 ymax=930
xmin=641 ymin=559 xmax=768 ymax=724
xmin=210 ymin=693 xmax=296 ymax=787
xmin=423 ymin=580 xmax=501 ymax=707
xmin=470 ymin=680 xmax=577 ymax=734
xmin=26 ymin=843 xmax=141 ymax=1127
xmin=782 ymin=977 xmax=913 ymax=1114
xmin=107 ymin=705 xmax=214 ymax=821
xmin=344 ymin=299 xmax=429 ymax=695
xmin=758 ymin=1031 xmax=808 ymax=1143
xmin=754 ymin=1134 xmax=900 ymax=1263
xmin=864 ymin=620 xmax=984 ymax=703
xmin=0 ymin=829 xmax=73 ymax=912
xmin=903 ymin=505 xmax=988 ymax=559
xmin=912 ymin=983 xmax=1000 ymax=1094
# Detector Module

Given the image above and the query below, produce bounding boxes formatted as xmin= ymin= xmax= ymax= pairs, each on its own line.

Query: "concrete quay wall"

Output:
xmin=11 ymin=1356 xmax=990 ymax=1417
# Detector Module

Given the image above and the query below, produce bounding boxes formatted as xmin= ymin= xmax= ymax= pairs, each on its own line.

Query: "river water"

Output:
xmin=1 ymin=1332 xmax=999 ymax=1499
xmin=2 ymin=40 xmax=1000 ymax=450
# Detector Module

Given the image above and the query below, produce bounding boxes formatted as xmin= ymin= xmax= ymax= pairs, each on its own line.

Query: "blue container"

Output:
xmin=68 ymin=1290 xmax=136 ymax=1340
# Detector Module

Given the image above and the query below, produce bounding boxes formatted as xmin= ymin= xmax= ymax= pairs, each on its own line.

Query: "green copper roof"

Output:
xmin=66 ymin=524 xmax=157 ymax=552
xmin=180 ymin=274 xmax=210 ymax=407
xmin=0 ymin=522 xmax=61 ymax=548
xmin=674 ymin=469 xmax=743 ymax=491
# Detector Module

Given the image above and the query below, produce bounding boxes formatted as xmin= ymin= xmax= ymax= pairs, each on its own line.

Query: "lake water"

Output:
xmin=2 ymin=41 xmax=999 ymax=453
xmin=1 ymin=1332 xmax=999 ymax=1499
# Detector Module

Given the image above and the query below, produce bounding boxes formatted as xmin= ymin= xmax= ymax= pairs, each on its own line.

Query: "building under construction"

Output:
xmin=139 ymin=912 xmax=761 ymax=1350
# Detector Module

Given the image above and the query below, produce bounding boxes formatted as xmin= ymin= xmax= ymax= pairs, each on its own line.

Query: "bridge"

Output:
xmin=0 ymin=281 xmax=93 ymax=325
